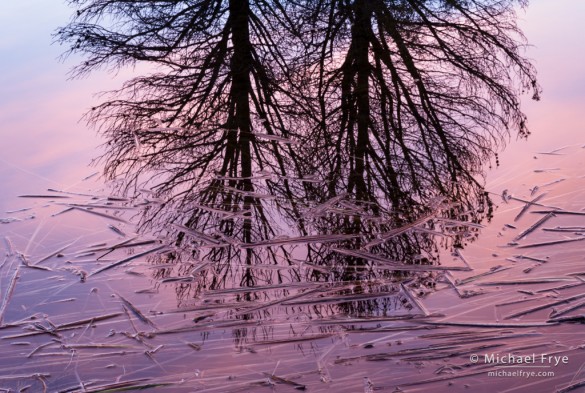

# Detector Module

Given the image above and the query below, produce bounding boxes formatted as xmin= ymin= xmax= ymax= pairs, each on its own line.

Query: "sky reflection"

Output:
xmin=0 ymin=1 xmax=583 ymax=211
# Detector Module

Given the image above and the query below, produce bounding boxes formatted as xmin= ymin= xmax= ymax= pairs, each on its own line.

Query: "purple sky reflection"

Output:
xmin=0 ymin=1 xmax=583 ymax=212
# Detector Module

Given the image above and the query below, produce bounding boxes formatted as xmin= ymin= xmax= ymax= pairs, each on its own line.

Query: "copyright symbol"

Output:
xmin=470 ymin=354 xmax=479 ymax=363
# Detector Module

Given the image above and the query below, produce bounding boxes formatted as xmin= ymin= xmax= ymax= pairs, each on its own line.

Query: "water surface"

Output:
xmin=1 ymin=2 xmax=585 ymax=393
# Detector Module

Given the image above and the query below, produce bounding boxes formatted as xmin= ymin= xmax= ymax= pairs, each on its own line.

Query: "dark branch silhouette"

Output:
xmin=57 ymin=0 xmax=310 ymax=249
xmin=295 ymin=0 xmax=538 ymax=217
xmin=57 ymin=0 xmax=537 ymax=290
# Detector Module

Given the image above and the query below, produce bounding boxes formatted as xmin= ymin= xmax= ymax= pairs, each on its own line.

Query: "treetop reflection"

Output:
xmin=56 ymin=0 xmax=538 ymax=312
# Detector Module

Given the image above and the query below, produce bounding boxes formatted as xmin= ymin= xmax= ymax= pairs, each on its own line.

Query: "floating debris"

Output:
xmin=0 ymin=217 xmax=21 ymax=224
xmin=117 ymin=295 xmax=157 ymax=329
xmin=532 ymin=210 xmax=585 ymax=216
xmin=514 ymin=193 xmax=547 ymax=222
xmin=457 ymin=266 xmax=510 ymax=285
xmin=70 ymin=206 xmax=129 ymax=223
xmin=421 ymin=321 xmax=557 ymax=328
xmin=82 ymin=171 xmax=99 ymax=181
xmin=543 ymin=227 xmax=585 ymax=232
xmin=55 ymin=312 xmax=123 ymax=330
xmin=0 ymin=268 xmax=20 ymax=326
xmin=88 ymin=244 xmax=166 ymax=277
xmin=513 ymin=212 xmax=555 ymax=241
xmin=107 ymin=224 xmax=126 ymax=237
xmin=549 ymin=298 xmax=585 ymax=319
xmin=516 ymin=237 xmax=585 ymax=249
xmin=18 ymin=195 xmax=70 ymax=199
xmin=333 ymin=248 xmax=471 ymax=271
xmin=557 ymin=378 xmax=585 ymax=393
xmin=505 ymin=293 xmax=585 ymax=320
xmin=478 ymin=278 xmax=576 ymax=286
xmin=33 ymin=241 xmax=78 ymax=265
xmin=540 ymin=178 xmax=566 ymax=188
xmin=239 ymin=233 xmax=360 ymax=249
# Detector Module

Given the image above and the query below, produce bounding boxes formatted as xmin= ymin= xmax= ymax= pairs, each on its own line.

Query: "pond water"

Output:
xmin=1 ymin=2 xmax=585 ymax=393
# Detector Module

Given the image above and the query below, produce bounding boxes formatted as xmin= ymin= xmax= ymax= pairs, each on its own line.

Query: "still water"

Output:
xmin=1 ymin=2 xmax=585 ymax=392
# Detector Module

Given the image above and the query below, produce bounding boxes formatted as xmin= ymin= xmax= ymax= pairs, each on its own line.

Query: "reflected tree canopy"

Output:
xmin=57 ymin=0 xmax=539 ymax=310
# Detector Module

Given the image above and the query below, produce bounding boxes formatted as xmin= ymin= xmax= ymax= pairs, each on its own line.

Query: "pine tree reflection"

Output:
xmin=58 ymin=0 xmax=535 ymax=350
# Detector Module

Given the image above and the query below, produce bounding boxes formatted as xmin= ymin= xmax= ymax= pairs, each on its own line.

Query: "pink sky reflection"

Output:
xmin=0 ymin=1 xmax=583 ymax=211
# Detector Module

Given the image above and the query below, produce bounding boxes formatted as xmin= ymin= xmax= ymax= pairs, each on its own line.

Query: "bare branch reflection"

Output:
xmin=57 ymin=0 xmax=538 ymax=349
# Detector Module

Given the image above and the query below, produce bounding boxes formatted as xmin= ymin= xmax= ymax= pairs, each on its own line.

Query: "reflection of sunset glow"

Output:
xmin=0 ymin=3 xmax=585 ymax=393
xmin=0 ymin=2 xmax=140 ymax=211
xmin=0 ymin=2 xmax=581 ymax=206
xmin=482 ymin=2 xmax=585 ymax=189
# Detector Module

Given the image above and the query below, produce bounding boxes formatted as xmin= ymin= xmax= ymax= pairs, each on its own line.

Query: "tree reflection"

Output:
xmin=58 ymin=0 xmax=538 ymax=346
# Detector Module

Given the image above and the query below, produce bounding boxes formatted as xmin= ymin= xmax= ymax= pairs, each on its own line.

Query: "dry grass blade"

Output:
xmin=535 ymin=281 xmax=585 ymax=293
xmin=337 ymin=343 xmax=501 ymax=364
xmin=345 ymin=325 xmax=436 ymax=333
xmin=513 ymin=212 xmax=555 ymax=241
xmin=401 ymin=343 xmax=504 ymax=362
xmin=0 ymin=373 xmax=51 ymax=381
xmin=333 ymin=248 xmax=471 ymax=271
xmin=77 ymin=237 xmax=137 ymax=254
xmin=435 ymin=218 xmax=485 ymax=229
xmin=536 ymin=146 xmax=568 ymax=155
xmin=478 ymin=278 xmax=576 ymax=285
xmin=252 ymin=333 xmax=334 ymax=347
xmin=47 ymin=188 xmax=98 ymax=197
xmin=453 ymin=249 xmax=473 ymax=270
xmin=153 ymin=319 xmax=260 ymax=335
xmin=457 ymin=266 xmax=510 ymax=285
xmin=366 ymin=209 xmax=441 ymax=248
xmin=548 ymin=315 xmax=585 ymax=323
xmin=117 ymin=295 xmax=157 ymax=329
xmin=26 ymin=341 xmax=58 ymax=358
xmin=549 ymin=298 xmax=585 ymax=319
xmin=88 ymin=245 xmax=166 ymax=277
xmin=543 ymin=228 xmax=585 ymax=233
xmin=51 ymin=207 xmax=75 ymax=217
xmin=108 ymin=225 xmax=126 ymax=237
xmin=3 ymin=236 xmax=15 ymax=256
xmin=532 ymin=210 xmax=585 ymax=216
xmin=235 ymin=287 xmax=324 ymax=316
xmin=204 ymin=282 xmax=318 ymax=296
xmin=306 ymin=193 xmax=347 ymax=217
xmin=400 ymin=283 xmax=429 ymax=316
xmin=79 ymin=378 xmax=173 ymax=392
xmin=557 ymin=379 xmax=585 ymax=393
xmin=495 ymin=297 xmax=545 ymax=307
xmin=34 ymin=241 xmax=78 ymax=265
xmin=263 ymin=373 xmax=306 ymax=390
xmin=239 ymin=233 xmax=360 ymax=248
xmin=517 ymin=237 xmax=585 ymax=249
xmin=18 ymin=195 xmax=70 ymax=199
xmin=55 ymin=312 xmax=123 ymax=330
xmin=172 ymin=224 xmax=223 ymax=245
xmin=71 ymin=206 xmax=129 ymax=223
xmin=544 ymin=226 xmax=585 ymax=231
xmin=421 ymin=321 xmax=557 ymax=328
xmin=394 ymin=368 xmax=490 ymax=388
xmin=64 ymin=203 xmax=136 ymax=210
xmin=505 ymin=293 xmax=585 ymax=319
xmin=514 ymin=193 xmax=547 ymax=222
xmin=507 ymin=196 xmax=558 ymax=209
xmin=540 ymin=178 xmax=566 ymax=187
xmin=282 ymin=291 xmax=399 ymax=306
xmin=64 ymin=343 xmax=135 ymax=349
xmin=0 ymin=267 xmax=20 ymax=326
xmin=513 ymin=255 xmax=548 ymax=263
